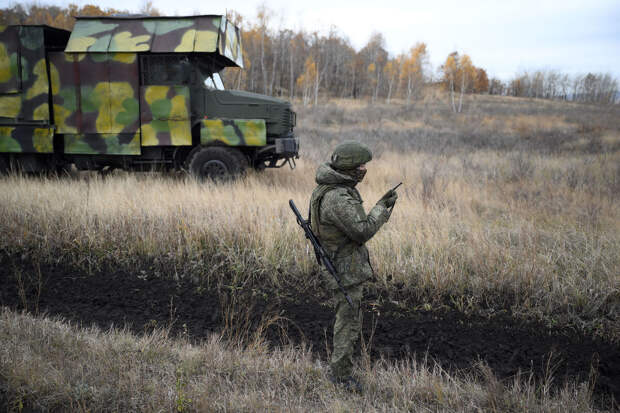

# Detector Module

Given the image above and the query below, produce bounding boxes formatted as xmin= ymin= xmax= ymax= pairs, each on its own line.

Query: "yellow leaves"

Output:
xmin=383 ymin=61 xmax=396 ymax=78
xmin=441 ymin=51 xmax=481 ymax=93
xmin=443 ymin=54 xmax=458 ymax=77
xmin=411 ymin=43 xmax=428 ymax=61
xmin=303 ymin=56 xmax=317 ymax=78
xmin=400 ymin=42 xmax=427 ymax=84
xmin=295 ymin=74 xmax=305 ymax=89
xmin=460 ymin=54 xmax=477 ymax=84
xmin=296 ymin=56 xmax=317 ymax=90
xmin=474 ymin=68 xmax=489 ymax=93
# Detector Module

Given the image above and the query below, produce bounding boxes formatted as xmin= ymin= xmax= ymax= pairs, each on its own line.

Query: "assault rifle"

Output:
xmin=289 ymin=199 xmax=354 ymax=309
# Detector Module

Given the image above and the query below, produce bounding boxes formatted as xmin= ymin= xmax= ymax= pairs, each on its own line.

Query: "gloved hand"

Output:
xmin=377 ymin=189 xmax=398 ymax=209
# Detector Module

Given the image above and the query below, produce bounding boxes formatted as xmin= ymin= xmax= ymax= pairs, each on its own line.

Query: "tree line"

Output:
xmin=1 ymin=3 xmax=617 ymax=105
xmin=497 ymin=70 xmax=618 ymax=104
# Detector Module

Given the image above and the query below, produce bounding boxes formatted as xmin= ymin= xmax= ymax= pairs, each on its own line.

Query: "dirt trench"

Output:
xmin=1 ymin=262 xmax=618 ymax=406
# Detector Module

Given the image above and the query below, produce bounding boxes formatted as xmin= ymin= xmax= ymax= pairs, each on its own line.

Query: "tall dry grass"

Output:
xmin=1 ymin=93 xmax=619 ymax=411
xmin=0 ymin=308 xmax=602 ymax=412
xmin=0 ymin=148 xmax=618 ymax=339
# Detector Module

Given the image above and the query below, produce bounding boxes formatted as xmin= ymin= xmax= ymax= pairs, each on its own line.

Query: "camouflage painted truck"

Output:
xmin=0 ymin=15 xmax=298 ymax=178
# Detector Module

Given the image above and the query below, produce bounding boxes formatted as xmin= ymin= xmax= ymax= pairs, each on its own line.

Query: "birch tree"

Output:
xmin=296 ymin=56 xmax=317 ymax=106
xmin=383 ymin=59 xmax=400 ymax=103
xmin=399 ymin=43 xmax=428 ymax=108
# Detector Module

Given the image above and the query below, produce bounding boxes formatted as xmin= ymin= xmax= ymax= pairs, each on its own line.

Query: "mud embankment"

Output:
xmin=1 ymin=260 xmax=618 ymax=405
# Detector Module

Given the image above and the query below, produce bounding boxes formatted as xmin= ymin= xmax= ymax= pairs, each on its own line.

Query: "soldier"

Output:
xmin=309 ymin=140 xmax=397 ymax=390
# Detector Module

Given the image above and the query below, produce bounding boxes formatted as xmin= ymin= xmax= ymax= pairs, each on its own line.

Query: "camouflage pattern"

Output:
xmin=200 ymin=118 xmax=266 ymax=146
xmin=310 ymin=163 xmax=389 ymax=288
xmin=330 ymin=140 xmax=372 ymax=170
xmin=0 ymin=126 xmax=54 ymax=153
xmin=0 ymin=26 xmax=51 ymax=122
xmin=0 ymin=17 xmax=267 ymax=161
xmin=0 ymin=26 xmax=20 ymax=94
xmin=65 ymin=16 xmax=243 ymax=68
xmin=0 ymin=26 xmax=58 ymax=153
xmin=48 ymin=51 xmax=141 ymax=154
xmin=218 ymin=18 xmax=244 ymax=68
xmin=331 ymin=283 xmax=364 ymax=379
xmin=140 ymin=85 xmax=191 ymax=146
xmin=64 ymin=133 xmax=140 ymax=155
xmin=49 ymin=52 xmax=140 ymax=135
xmin=309 ymin=161 xmax=390 ymax=379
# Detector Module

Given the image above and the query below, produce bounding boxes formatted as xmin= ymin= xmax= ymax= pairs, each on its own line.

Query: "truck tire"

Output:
xmin=187 ymin=146 xmax=247 ymax=180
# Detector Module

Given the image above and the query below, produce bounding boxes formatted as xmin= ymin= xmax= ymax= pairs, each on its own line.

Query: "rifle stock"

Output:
xmin=289 ymin=199 xmax=355 ymax=309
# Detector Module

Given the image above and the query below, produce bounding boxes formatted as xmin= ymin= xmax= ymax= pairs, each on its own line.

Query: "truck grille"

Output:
xmin=281 ymin=108 xmax=296 ymax=132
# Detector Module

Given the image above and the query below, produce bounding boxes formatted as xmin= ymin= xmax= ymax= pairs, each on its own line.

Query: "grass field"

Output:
xmin=1 ymin=93 xmax=619 ymax=411
xmin=0 ymin=309 xmax=601 ymax=412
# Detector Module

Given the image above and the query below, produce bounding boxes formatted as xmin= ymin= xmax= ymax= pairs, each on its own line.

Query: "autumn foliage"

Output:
xmin=1 ymin=3 xmax=617 ymax=105
xmin=0 ymin=2 xmax=160 ymax=31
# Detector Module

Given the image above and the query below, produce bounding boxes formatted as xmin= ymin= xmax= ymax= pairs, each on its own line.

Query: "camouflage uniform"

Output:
xmin=309 ymin=141 xmax=396 ymax=381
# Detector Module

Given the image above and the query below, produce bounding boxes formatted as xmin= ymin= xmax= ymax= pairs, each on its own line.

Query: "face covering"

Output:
xmin=346 ymin=167 xmax=367 ymax=183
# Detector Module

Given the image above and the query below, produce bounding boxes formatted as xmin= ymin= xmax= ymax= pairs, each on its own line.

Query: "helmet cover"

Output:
xmin=330 ymin=141 xmax=373 ymax=170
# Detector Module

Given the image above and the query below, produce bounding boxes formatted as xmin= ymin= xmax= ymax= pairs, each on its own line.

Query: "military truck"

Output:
xmin=0 ymin=15 xmax=298 ymax=178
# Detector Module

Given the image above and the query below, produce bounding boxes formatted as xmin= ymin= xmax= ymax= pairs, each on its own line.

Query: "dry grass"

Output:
xmin=1 ymin=151 xmax=618 ymax=339
xmin=1 ymin=93 xmax=619 ymax=411
xmin=0 ymin=309 xmax=601 ymax=412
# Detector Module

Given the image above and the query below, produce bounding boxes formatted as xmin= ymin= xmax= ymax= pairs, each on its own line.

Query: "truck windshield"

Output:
xmin=140 ymin=55 xmax=225 ymax=88
xmin=193 ymin=58 xmax=224 ymax=90
xmin=204 ymin=73 xmax=225 ymax=90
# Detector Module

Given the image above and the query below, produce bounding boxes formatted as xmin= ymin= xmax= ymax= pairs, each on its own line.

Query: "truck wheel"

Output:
xmin=187 ymin=146 xmax=247 ymax=180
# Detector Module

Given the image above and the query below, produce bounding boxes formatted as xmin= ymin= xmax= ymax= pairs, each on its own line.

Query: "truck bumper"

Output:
xmin=275 ymin=136 xmax=299 ymax=157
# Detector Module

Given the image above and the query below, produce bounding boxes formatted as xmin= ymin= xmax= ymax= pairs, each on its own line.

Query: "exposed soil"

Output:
xmin=1 ymin=261 xmax=618 ymax=407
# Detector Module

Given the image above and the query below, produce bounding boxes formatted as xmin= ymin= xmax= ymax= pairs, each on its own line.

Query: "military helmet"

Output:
xmin=330 ymin=141 xmax=372 ymax=170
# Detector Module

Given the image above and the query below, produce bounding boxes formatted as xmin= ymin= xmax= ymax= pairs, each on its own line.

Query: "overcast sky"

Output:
xmin=5 ymin=0 xmax=619 ymax=80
